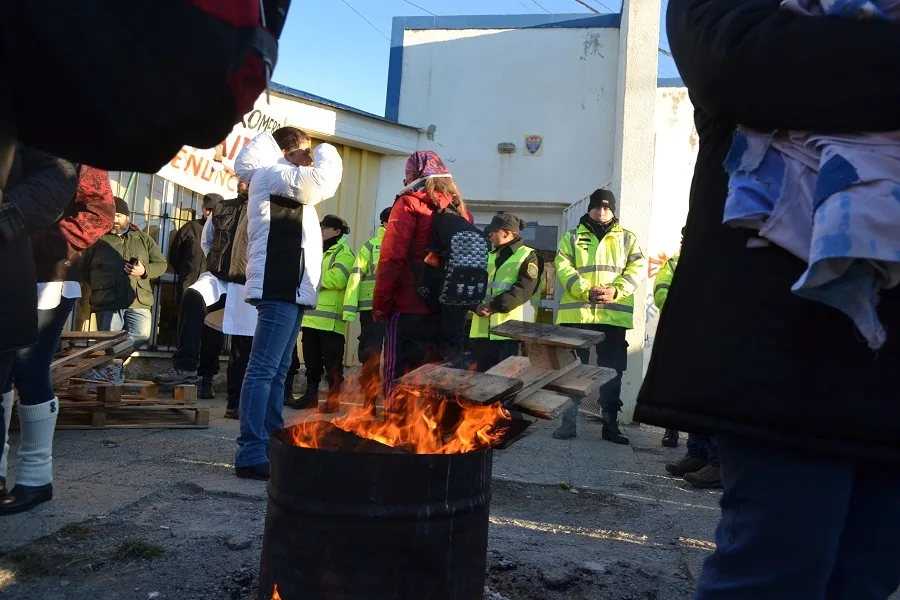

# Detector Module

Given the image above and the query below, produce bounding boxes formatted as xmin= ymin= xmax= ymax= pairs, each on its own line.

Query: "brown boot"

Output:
xmin=684 ymin=464 xmax=722 ymax=489
xmin=665 ymin=455 xmax=707 ymax=477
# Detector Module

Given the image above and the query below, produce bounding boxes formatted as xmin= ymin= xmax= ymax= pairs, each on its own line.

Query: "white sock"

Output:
xmin=14 ymin=398 xmax=59 ymax=487
xmin=0 ymin=391 xmax=12 ymax=481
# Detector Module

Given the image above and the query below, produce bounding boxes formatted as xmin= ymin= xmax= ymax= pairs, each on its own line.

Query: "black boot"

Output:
xmin=601 ymin=412 xmax=630 ymax=445
xmin=662 ymin=429 xmax=679 ymax=448
xmin=665 ymin=455 xmax=707 ymax=477
xmin=285 ymin=380 xmax=318 ymax=410
xmin=0 ymin=477 xmax=6 ymax=497
xmin=0 ymin=484 xmax=53 ymax=516
xmin=199 ymin=376 xmax=215 ymax=400
xmin=283 ymin=376 xmax=296 ymax=404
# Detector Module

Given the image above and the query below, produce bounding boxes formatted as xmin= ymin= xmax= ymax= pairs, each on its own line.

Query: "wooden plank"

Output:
xmin=510 ymin=391 xmax=572 ymax=420
xmin=498 ymin=358 xmax=581 ymax=412
xmin=395 ymin=364 xmax=523 ymax=406
xmin=174 ymin=385 xmax=197 ymax=401
xmin=51 ymin=339 xmax=122 ymax=373
xmin=524 ymin=344 xmax=578 ymax=370
xmin=97 ymin=385 xmax=122 ymax=404
xmin=486 ymin=356 xmax=551 ymax=385
xmin=60 ymin=331 xmax=130 ymax=341
xmin=490 ymin=321 xmax=605 ymax=349
xmin=51 ymin=352 xmax=124 ymax=386
xmin=544 ymin=364 xmax=618 ymax=398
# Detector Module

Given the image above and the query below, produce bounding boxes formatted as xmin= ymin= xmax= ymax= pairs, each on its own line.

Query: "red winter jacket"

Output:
xmin=373 ymin=188 xmax=473 ymax=318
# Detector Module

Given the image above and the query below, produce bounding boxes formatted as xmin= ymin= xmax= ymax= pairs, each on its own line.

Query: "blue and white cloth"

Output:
xmin=723 ymin=0 xmax=900 ymax=349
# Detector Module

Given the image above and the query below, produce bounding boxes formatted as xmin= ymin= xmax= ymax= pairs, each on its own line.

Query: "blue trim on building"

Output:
xmin=385 ymin=13 xmax=622 ymax=122
xmin=269 ymin=82 xmax=418 ymax=130
xmin=657 ymin=77 xmax=685 ymax=88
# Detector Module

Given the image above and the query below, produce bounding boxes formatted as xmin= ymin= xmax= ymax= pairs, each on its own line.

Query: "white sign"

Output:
xmin=157 ymin=96 xmax=289 ymax=196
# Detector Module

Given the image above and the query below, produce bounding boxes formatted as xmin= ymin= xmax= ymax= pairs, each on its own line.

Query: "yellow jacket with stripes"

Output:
xmin=654 ymin=254 xmax=678 ymax=310
xmin=342 ymin=226 xmax=384 ymax=321
xmin=301 ymin=237 xmax=355 ymax=335
xmin=554 ymin=222 xmax=645 ymax=329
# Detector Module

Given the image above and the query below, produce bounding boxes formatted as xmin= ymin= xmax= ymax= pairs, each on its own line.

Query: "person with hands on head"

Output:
xmin=469 ymin=212 xmax=543 ymax=372
xmin=553 ymin=188 xmax=645 ymax=445
xmin=635 ymin=1 xmax=900 ymax=597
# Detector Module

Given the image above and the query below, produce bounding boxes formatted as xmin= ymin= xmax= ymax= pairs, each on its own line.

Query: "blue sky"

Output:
xmin=273 ymin=0 xmax=678 ymax=117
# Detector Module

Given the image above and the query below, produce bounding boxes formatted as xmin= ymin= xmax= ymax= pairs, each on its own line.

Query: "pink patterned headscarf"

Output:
xmin=404 ymin=150 xmax=451 ymax=185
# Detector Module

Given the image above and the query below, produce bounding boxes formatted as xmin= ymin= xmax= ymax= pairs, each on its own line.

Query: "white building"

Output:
xmin=94 ymin=2 xmax=702 ymax=418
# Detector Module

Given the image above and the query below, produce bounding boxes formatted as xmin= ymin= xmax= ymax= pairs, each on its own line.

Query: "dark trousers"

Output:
xmin=172 ymin=288 xmax=225 ymax=373
xmin=226 ymin=335 xmax=253 ymax=410
xmin=7 ymin=298 xmax=76 ymax=403
xmin=383 ymin=312 xmax=441 ymax=408
xmin=439 ymin=306 xmax=470 ymax=363
xmin=564 ymin=323 xmax=627 ymax=414
xmin=301 ymin=328 xmax=345 ymax=400
xmin=357 ymin=311 xmax=386 ymax=408
xmin=686 ymin=433 xmax=720 ymax=468
xmin=696 ymin=435 xmax=900 ymax=599
xmin=470 ymin=338 xmax=519 ymax=373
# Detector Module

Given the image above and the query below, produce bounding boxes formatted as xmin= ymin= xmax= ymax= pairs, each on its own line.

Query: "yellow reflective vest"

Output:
xmin=301 ymin=237 xmax=355 ymax=335
xmin=654 ymin=254 xmax=678 ymax=310
xmin=470 ymin=244 xmax=537 ymax=340
xmin=555 ymin=222 xmax=645 ymax=329
xmin=342 ymin=226 xmax=384 ymax=322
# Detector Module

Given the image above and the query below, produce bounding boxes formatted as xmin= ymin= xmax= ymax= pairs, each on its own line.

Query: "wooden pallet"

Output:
xmin=12 ymin=401 xmax=209 ymax=430
xmin=51 ymin=331 xmax=133 ymax=386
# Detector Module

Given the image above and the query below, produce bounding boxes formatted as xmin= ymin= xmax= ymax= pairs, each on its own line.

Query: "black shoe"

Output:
xmin=285 ymin=395 xmax=318 ymax=410
xmin=199 ymin=376 xmax=215 ymax=400
xmin=0 ymin=484 xmax=53 ymax=516
xmin=684 ymin=464 xmax=723 ymax=489
xmin=552 ymin=423 xmax=577 ymax=440
xmin=665 ymin=455 xmax=708 ymax=477
xmin=235 ymin=463 xmax=270 ymax=481
xmin=223 ymin=407 xmax=238 ymax=420
xmin=601 ymin=412 xmax=630 ymax=445
xmin=662 ymin=429 xmax=679 ymax=448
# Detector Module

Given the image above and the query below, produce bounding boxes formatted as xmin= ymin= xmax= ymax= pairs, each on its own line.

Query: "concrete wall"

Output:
xmin=389 ymin=16 xmax=621 ymax=225
xmin=642 ymin=85 xmax=698 ymax=375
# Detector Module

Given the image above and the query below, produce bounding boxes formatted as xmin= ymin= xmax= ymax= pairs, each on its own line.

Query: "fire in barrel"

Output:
xmin=258 ymin=364 xmax=527 ymax=600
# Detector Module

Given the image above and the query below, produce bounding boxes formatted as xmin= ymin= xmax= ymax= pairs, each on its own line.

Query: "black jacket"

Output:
xmin=169 ymin=218 xmax=206 ymax=292
xmin=635 ymin=0 xmax=900 ymax=462
xmin=206 ymin=194 xmax=249 ymax=285
xmin=488 ymin=237 xmax=543 ymax=314
xmin=0 ymin=145 xmax=77 ymax=352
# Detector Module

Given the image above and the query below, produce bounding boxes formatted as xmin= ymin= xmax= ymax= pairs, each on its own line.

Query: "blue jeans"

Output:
xmin=95 ymin=308 xmax=152 ymax=351
xmin=696 ymin=435 xmax=900 ymax=600
xmin=686 ymin=433 xmax=720 ymax=468
xmin=235 ymin=301 xmax=304 ymax=468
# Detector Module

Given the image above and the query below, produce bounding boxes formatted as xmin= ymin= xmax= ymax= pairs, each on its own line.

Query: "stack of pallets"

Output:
xmin=12 ymin=331 xmax=209 ymax=430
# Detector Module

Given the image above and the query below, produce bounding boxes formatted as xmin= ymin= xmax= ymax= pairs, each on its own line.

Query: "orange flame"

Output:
xmin=271 ymin=584 xmax=281 ymax=599
xmin=286 ymin=358 xmax=512 ymax=454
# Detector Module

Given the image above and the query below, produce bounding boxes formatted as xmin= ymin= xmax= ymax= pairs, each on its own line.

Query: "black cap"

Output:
xmin=588 ymin=188 xmax=617 ymax=213
xmin=321 ymin=214 xmax=350 ymax=234
xmin=379 ymin=207 xmax=393 ymax=224
xmin=114 ymin=197 xmax=130 ymax=217
xmin=484 ymin=212 xmax=525 ymax=234
xmin=202 ymin=193 xmax=223 ymax=210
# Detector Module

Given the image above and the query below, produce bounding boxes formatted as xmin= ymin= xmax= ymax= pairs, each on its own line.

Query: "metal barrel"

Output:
xmin=258 ymin=427 xmax=493 ymax=600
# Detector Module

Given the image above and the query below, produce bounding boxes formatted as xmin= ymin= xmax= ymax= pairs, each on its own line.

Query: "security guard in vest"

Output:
xmin=554 ymin=189 xmax=645 ymax=445
xmin=470 ymin=212 xmax=543 ymax=372
xmin=287 ymin=215 xmax=355 ymax=413
xmin=342 ymin=206 xmax=392 ymax=415
xmin=654 ymin=227 xmax=682 ymax=448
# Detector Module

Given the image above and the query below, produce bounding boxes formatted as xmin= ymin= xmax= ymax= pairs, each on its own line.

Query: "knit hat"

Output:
xmin=484 ymin=212 xmax=526 ymax=234
xmin=404 ymin=150 xmax=451 ymax=184
xmin=379 ymin=207 xmax=393 ymax=224
xmin=588 ymin=188 xmax=617 ymax=213
xmin=202 ymin=193 xmax=223 ymax=210
xmin=321 ymin=214 xmax=350 ymax=234
xmin=113 ymin=197 xmax=130 ymax=217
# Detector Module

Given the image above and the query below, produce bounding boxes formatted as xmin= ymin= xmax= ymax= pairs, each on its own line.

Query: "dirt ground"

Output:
xmin=0 ymin=398 xmax=745 ymax=599
xmin=0 ymin=477 xmax=701 ymax=600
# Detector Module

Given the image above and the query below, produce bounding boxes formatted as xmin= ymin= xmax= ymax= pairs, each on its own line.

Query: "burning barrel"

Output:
xmin=258 ymin=419 xmax=497 ymax=600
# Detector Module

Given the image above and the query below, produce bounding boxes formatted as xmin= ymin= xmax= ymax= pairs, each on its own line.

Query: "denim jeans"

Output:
xmin=686 ymin=433 xmax=720 ymax=468
xmin=95 ymin=307 xmax=152 ymax=351
xmin=10 ymin=298 xmax=77 ymax=403
xmin=235 ymin=301 xmax=303 ymax=468
xmin=695 ymin=435 xmax=900 ymax=600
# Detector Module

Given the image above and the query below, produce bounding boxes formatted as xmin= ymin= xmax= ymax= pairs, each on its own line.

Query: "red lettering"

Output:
xmin=200 ymin=159 xmax=214 ymax=182
xmin=169 ymin=147 xmax=189 ymax=169
xmin=184 ymin=152 xmax=203 ymax=177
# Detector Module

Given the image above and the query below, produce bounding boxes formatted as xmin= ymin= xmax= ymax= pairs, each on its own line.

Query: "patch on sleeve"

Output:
xmin=526 ymin=262 xmax=539 ymax=279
